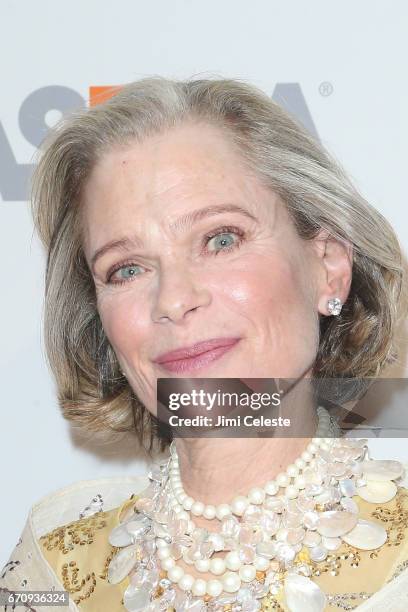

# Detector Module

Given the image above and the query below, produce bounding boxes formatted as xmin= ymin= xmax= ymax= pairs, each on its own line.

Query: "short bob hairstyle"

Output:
xmin=30 ymin=76 xmax=405 ymax=453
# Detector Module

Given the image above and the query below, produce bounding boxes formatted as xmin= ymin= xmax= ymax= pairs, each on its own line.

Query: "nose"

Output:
xmin=151 ymin=263 xmax=211 ymax=323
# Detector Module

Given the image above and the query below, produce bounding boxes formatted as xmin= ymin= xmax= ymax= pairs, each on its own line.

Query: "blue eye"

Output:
xmin=108 ymin=263 xmax=143 ymax=284
xmin=205 ymin=227 xmax=244 ymax=255
xmin=119 ymin=265 xmax=142 ymax=279
xmin=207 ymin=232 xmax=236 ymax=252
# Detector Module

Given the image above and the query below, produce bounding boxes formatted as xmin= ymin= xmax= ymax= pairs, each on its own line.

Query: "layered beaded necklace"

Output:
xmin=107 ymin=406 xmax=405 ymax=612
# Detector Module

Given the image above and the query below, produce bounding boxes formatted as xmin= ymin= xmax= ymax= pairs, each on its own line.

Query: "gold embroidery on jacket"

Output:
xmin=39 ymin=512 xmax=108 ymax=554
xmin=99 ymin=547 xmax=118 ymax=581
xmin=61 ymin=560 xmax=97 ymax=605
xmin=260 ymin=596 xmax=285 ymax=610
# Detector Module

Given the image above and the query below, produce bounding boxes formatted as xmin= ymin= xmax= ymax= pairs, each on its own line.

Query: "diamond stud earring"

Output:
xmin=327 ymin=297 xmax=342 ymax=316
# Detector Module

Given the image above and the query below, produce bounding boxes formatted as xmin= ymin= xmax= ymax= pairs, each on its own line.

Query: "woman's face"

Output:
xmin=81 ymin=122 xmax=347 ymax=414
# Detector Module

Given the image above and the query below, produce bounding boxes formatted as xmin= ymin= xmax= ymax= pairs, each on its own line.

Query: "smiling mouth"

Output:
xmin=155 ymin=339 xmax=241 ymax=374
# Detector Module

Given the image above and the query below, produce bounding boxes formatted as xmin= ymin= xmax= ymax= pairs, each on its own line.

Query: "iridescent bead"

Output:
xmin=208 ymin=532 xmax=224 ymax=551
xmin=248 ymin=487 xmax=266 ymax=505
xmin=317 ymin=510 xmax=357 ymax=537
xmin=225 ymin=551 xmax=242 ymax=570
xmin=192 ymin=578 xmax=207 ymax=597
xmin=191 ymin=501 xmax=205 ymax=516
xmin=178 ymin=573 xmax=195 ymax=591
xmin=203 ymin=505 xmax=216 ymax=520
xmin=167 ymin=566 xmax=184 ymax=582
xmin=239 ymin=565 xmax=256 ymax=582
xmin=222 ymin=571 xmax=241 ymax=593
xmin=160 ymin=557 xmax=175 ymax=571
xmin=231 ymin=495 xmax=249 ymax=516
xmin=321 ymin=536 xmax=342 ymax=551
xmin=276 ymin=472 xmax=290 ymax=487
xmin=276 ymin=543 xmax=296 ymax=563
xmin=182 ymin=496 xmax=194 ymax=511
xmin=309 ymin=545 xmax=328 ymax=562
xmin=123 ymin=583 xmax=150 ymax=612
xmin=303 ymin=511 xmax=319 ymax=530
xmin=295 ymin=458 xmax=306 ymax=469
xmin=215 ymin=504 xmax=231 ymax=520
xmin=303 ymin=530 xmax=321 ymax=547
xmin=264 ymin=480 xmax=279 ymax=495
xmin=195 ymin=559 xmax=210 ymax=572
xmin=286 ymin=527 xmax=305 ymax=545
xmin=285 ymin=485 xmax=299 ymax=499
xmin=294 ymin=475 xmax=306 ymax=489
xmin=207 ymin=579 xmax=223 ymax=597
xmin=287 ymin=463 xmax=299 ymax=477
xmin=209 ymin=558 xmax=226 ymax=575
xmin=254 ymin=556 xmax=270 ymax=571
xmin=255 ymin=542 xmax=277 ymax=559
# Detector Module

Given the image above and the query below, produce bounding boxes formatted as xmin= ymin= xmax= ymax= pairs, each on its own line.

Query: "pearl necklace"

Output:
xmin=107 ymin=406 xmax=405 ymax=612
xmin=168 ymin=406 xmax=339 ymax=519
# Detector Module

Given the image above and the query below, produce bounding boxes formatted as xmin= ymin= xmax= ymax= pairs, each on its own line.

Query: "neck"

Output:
xmin=174 ymin=379 xmax=318 ymax=506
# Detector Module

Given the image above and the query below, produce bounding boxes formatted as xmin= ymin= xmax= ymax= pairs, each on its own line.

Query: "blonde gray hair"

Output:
xmin=30 ymin=76 xmax=406 ymax=453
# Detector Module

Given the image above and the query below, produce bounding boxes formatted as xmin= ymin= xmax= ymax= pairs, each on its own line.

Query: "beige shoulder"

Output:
xmin=0 ymin=476 xmax=148 ymax=611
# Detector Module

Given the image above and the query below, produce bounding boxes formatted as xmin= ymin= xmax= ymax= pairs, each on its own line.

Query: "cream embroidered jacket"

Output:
xmin=1 ymin=467 xmax=408 ymax=611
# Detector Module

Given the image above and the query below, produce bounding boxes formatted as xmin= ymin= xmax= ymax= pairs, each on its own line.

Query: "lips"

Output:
xmin=154 ymin=337 xmax=241 ymax=364
xmin=154 ymin=338 xmax=239 ymax=372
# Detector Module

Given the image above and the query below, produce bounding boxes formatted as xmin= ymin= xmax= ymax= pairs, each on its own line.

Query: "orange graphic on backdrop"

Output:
xmin=89 ymin=86 xmax=122 ymax=107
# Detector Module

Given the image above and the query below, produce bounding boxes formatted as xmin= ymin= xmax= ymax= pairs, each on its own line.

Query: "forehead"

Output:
xmin=80 ymin=121 xmax=281 ymax=257
xmin=82 ymin=122 xmax=257 ymax=210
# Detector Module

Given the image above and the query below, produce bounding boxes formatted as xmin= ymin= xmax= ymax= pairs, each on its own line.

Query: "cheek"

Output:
xmin=223 ymin=254 xmax=319 ymax=357
xmin=222 ymin=253 xmax=311 ymax=317
xmin=96 ymin=292 xmax=150 ymax=360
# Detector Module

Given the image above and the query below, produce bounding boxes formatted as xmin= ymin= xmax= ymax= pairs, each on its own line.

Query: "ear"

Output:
xmin=310 ymin=229 xmax=353 ymax=316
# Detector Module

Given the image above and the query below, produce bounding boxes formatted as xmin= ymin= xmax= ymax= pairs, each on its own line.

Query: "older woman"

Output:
xmin=1 ymin=77 xmax=408 ymax=612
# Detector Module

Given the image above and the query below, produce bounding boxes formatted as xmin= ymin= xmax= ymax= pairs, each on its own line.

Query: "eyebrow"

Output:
xmin=90 ymin=203 xmax=258 ymax=272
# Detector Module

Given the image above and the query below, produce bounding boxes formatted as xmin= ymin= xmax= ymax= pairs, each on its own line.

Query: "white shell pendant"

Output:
xmin=341 ymin=518 xmax=387 ymax=550
xmin=339 ymin=479 xmax=356 ymax=497
xmin=321 ymin=536 xmax=342 ymax=551
xmin=316 ymin=510 xmax=358 ymax=538
xmin=340 ymin=497 xmax=359 ymax=514
xmin=107 ymin=544 xmax=141 ymax=584
xmin=124 ymin=519 xmax=151 ymax=538
xmin=108 ymin=523 xmax=135 ymax=547
xmin=356 ymin=480 xmax=397 ymax=503
xmin=123 ymin=582 xmax=151 ymax=612
xmin=284 ymin=573 xmax=327 ymax=612
xmin=362 ymin=459 xmax=404 ymax=481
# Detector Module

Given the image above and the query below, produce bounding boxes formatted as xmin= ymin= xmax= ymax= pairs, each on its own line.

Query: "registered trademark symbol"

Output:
xmin=319 ymin=81 xmax=333 ymax=96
